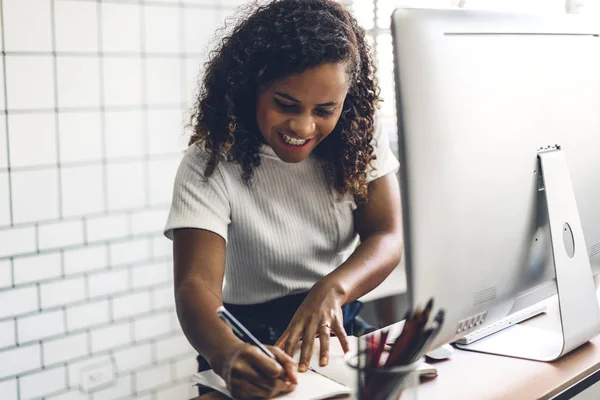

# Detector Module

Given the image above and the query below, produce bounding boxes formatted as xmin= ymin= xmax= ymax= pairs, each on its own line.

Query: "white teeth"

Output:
xmin=279 ymin=132 xmax=307 ymax=146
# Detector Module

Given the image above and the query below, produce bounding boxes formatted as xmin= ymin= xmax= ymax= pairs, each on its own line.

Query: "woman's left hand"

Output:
xmin=275 ymin=281 xmax=350 ymax=372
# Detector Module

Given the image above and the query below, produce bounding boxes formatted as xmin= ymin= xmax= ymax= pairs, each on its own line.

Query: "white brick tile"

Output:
xmin=41 ymin=277 xmax=86 ymax=309
xmin=0 ymin=379 xmax=17 ymax=400
xmin=88 ymin=269 xmax=129 ymax=298
xmin=132 ymin=261 xmax=170 ymax=289
xmin=20 ymin=366 xmax=66 ymax=400
xmin=155 ymin=333 xmax=195 ymax=362
xmin=0 ymin=286 xmax=38 ymax=319
xmin=109 ymin=238 xmax=151 ymax=266
xmin=174 ymin=356 xmax=197 ymax=381
xmin=103 ymin=57 xmax=142 ymax=107
xmin=144 ymin=5 xmax=179 ymax=54
xmin=38 ymin=219 xmax=84 ymax=251
xmin=149 ymin=158 xmax=180 ymax=206
xmin=18 ymin=309 xmax=65 ymax=343
xmin=63 ymin=244 xmax=108 ymax=275
xmin=66 ymin=300 xmax=110 ymax=331
xmin=135 ymin=364 xmax=171 ymax=393
xmin=0 ymin=259 xmax=11 ymax=289
xmin=11 ymin=168 xmax=59 ymax=224
xmin=153 ymin=285 xmax=175 ymax=310
xmin=86 ymin=214 xmax=129 ymax=243
xmin=54 ymin=0 xmax=98 ymax=53
xmin=132 ymin=209 xmax=169 ymax=236
xmin=92 ymin=374 xmax=132 ymax=400
xmin=134 ymin=313 xmax=172 ymax=342
xmin=61 ymin=164 xmax=104 ymax=218
xmin=147 ymin=109 xmax=187 ymax=155
xmin=106 ymin=161 xmax=145 ymax=211
xmin=146 ymin=58 xmax=181 ymax=105
xmin=43 ymin=332 xmax=89 ymax=366
xmin=67 ymin=354 xmax=112 ymax=388
xmin=184 ymin=7 xmax=220 ymax=54
xmin=90 ymin=322 xmax=131 ymax=353
xmin=156 ymin=382 xmax=197 ymax=400
xmin=0 ymin=118 xmax=4 ymax=168
xmin=112 ymin=291 xmax=151 ymax=320
xmin=0 ymin=343 xmax=41 ymax=379
xmin=152 ymin=235 xmax=172 ymax=258
xmin=0 ymin=319 xmax=15 ymax=349
xmin=0 ymin=172 xmax=10 ymax=227
xmin=45 ymin=390 xmax=82 ymax=400
xmin=3 ymin=0 xmax=52 ymax=52
xmin=13 ymin=252 xmax=62 ymax=285
xmin=101 ymin=2 xmax=141 ymax=53
xmin=105 ymin=110 xmax=144 ymax=159
xmin=133 ymin=395 xmax=153 ymax=400
xmin=112 ymin=343 xmax=152 ymax=373
xmin=8 ymin=112 xmax=57 ymax=167
xmin=58 ymin=112 xmax=103 ymax=164
xmin=0 ymin=226 xmax=36 ymax=258
xmin=5 ymin=55 xmax=54 ymax=110
xmin=57 ymin=56 xmax=101 ymax=108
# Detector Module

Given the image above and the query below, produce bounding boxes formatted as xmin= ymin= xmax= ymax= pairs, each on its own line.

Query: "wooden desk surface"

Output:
xmin=192 ymin=292 xmax=600 ymax=400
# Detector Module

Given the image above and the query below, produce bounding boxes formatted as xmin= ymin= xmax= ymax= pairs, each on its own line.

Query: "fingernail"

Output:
xmin=320 ymin=357 xmax=327 ymax=365
xmin=298 ymin=363 xmax=307 ymax=372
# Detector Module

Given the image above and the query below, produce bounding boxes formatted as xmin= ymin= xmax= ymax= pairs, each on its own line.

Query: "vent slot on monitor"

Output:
xmin=591 ymin=243 xmax=600 ymax=258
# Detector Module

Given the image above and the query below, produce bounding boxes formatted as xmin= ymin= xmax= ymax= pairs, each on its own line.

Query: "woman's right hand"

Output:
xmin=213 ymin=342 xmax=299 ymax=399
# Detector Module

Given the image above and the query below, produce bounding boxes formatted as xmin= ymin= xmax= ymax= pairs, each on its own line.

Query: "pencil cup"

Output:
xmin=345 ymin=351 xmax=420 ymax=400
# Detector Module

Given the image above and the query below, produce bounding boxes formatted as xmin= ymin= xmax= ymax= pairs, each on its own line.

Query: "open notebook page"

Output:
xmin=192 ymin=368 xmax=351 ymax=400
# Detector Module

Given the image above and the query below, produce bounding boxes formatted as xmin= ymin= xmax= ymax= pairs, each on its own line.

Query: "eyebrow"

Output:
xmin=274 ymin=92 xmax=337 ymax=107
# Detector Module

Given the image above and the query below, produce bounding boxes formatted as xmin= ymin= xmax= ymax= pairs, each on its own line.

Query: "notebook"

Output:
xmin=192 ymin=367 xmax=351 ymax=400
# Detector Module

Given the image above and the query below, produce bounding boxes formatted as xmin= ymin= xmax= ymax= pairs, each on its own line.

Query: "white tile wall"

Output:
xmin=0 ymin=344 xmax=41 ymax=379
xmin=133 ymin=312 xmax=172 ymax=342
xmin=132 ymin=261 xmax=170 ymax=289
xmin=43 ymin=332 xmax=89 ymax=365
xmin=102 ymin=58 xmax=143 ymax=107
xmin=88 ymin=269 xmax=129 ymax=298
xmin=58 ymin=112 xmax=103 ymax=163
xmin=54 ymin=0 xmax=99 ymax=53
xmin=132 ymin=209 xmax=169 ymax=235
xmin=17 ymin=309 xmax=66 ymax=343
xmin=0 ymin=258 xmax=11 ymax=289
xmin=135 ymin=364 xmax=172 ymax=393
xmin=113 ymin=343 xmax=153 ymax=373
xmin=0 ymin=379 xmax=17 ymax=400
xmin=5 ymin=55 xmax=54 ymax=110
xmin=0 ymin=116 xmax=7 ymax=168
xmin=19 ymin=365 xmax=67 ymax=400
xmin=143 ymin=5 xmax=180 ymax=54
xmin=155 ymin=333 xmax=195 ymax=361
xmin=67 ymin=354 xmax=112 ymax=388
xmin=56 ymin=56 xmax=101 ymax=108
xmin=66 ymin=300 xmax=110 ymax=332
xmin=90 ymin=322 xmax=131 ymax=352
xmin=101 ymin=2 xmax=141 ymax=53
xmin=61 ymin=164 xmax=105 ymax=217
xmin=104 ymin=110 xmax=144 ymax=159
xmin=40 ymin=277 xmax=87 ymax=308
xmin=112 ymin=291 xmax=151 ymax=320
xmin=2 ymin=0 xmax=52 ymax=52
xmin=13 ymin=252 xmax=62 ymax=285
xmin=63 ymin=244 xmax=108 ymax=275
xmin=11 ymin=168 xmax=59 ymax=224
xmin=110 ymin=238 xmax=151 ymax=266
xmin=148 ymin=157 xmax=180 ymax=205
xmin=92 ymin=374 xmax=133 ymax=400
xmin=0 ymin=226 xmax=37 ymax=258
xmin=0 ymin=319 xmax=16 ymax=349
xmin=184 ymin=7 xmax=221 ymax=55
xmin=145 ymin=58 xmax=182 ymax=105
xmin=147 ymin=109 xmax=187 ymax=155
xmin=7 ymin=112 xmax=57 ymax=167
xmin=85 ymin=214 xmax=129 ymax=243
xmin=0 ymin=286 xmax=38 ymax=319
xmin=0 ymin=173 xmax=9 ymax=227
xmin=38 ymin=219 xmax=85 ymax=250
xmin=106 ymin=161 xmax=145 ymax=211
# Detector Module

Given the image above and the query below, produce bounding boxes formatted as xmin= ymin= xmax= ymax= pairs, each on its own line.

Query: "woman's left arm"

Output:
xmin=276 ymin=172 xmax=403 ymax=371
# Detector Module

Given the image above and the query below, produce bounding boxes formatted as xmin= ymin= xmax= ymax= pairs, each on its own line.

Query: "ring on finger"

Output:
xmin=319 ymin=323 xmax=331 ymax=330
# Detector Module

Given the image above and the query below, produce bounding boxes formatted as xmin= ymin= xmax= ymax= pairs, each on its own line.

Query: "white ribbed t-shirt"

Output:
xmin=164 ymin=120 xmax=400 ymax=304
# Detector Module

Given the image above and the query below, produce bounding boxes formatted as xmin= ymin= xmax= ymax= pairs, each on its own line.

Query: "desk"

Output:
xmin=192 ymin=292 xmax=600 ymax=400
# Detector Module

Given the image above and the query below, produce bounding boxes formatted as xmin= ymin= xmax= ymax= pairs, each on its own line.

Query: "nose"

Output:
xmin=289 ymin=115 xmax=316 ymax=139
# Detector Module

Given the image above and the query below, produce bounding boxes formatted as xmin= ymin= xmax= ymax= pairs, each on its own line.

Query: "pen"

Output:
xmin=216 ymin=305 xmax=278 ymax=362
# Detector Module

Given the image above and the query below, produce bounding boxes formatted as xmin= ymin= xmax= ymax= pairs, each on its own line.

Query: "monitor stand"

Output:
xmin=456 ymin=147 xmax=600 ymax=361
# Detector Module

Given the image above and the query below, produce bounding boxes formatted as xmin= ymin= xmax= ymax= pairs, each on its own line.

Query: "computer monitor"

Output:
xmin=391 ymin=8 xmax=600 ymax=361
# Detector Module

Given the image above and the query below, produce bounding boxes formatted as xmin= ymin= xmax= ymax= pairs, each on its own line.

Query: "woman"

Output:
xmin=164 ymin=0 xmax=403 ymax=398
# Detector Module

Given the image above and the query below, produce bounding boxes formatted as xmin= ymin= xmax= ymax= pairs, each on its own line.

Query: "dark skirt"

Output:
xmin=198 ymin=291 xmax=374 ymax=372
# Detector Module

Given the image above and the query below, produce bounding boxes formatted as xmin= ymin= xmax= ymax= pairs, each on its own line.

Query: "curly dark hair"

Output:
xmin=190 ymin=0 xmax=380 ymax=203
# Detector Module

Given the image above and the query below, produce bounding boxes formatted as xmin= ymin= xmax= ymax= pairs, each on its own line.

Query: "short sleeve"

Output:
xmin=163 ymin=146 xmax=231 ymax=242
xmin=367 ymin=114 xmax=400 ymax=183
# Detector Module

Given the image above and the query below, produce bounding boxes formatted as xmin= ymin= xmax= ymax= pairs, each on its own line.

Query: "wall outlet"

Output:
xmin=80 ymin=359 xmax=117 ymax=393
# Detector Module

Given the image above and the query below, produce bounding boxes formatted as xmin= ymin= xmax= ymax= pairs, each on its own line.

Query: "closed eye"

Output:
xmin=274 ymin=98 xmax=298 ymax=112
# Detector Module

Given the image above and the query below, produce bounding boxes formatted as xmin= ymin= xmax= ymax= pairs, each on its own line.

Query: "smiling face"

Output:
xmin=256 ymin=63 xmax=350 ymax=163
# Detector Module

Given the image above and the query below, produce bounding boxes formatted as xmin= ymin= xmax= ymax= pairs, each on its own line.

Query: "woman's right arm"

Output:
xmin=172 ymin=228 xmax=298 ymax=399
